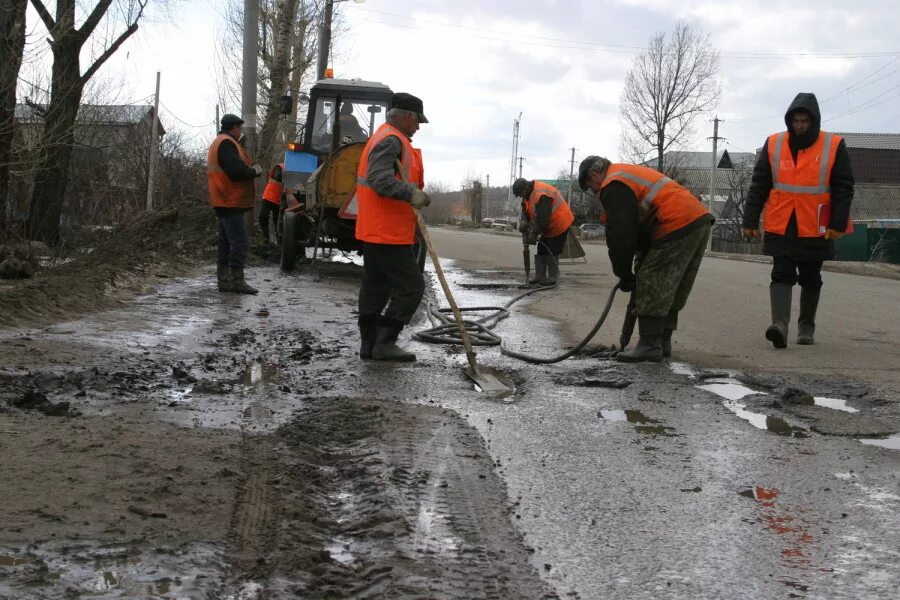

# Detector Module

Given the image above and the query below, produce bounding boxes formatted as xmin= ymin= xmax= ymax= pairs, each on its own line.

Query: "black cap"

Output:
xmin=221 ymin=113 xmax=244 ymax=129
xmin=391 ymin=92 xmax=428 ymax=123
xmin=578 ymin=155 xmax=602 ymax=191
xmin=511 ymin=178 xmax=529 ymax=197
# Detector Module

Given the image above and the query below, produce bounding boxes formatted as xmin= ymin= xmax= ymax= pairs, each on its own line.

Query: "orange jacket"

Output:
xmin=207 ymin=134 xmax=255 ymax=209
xmin=261 ymin=163 xmax=284 ymax=206
xmin=763 ymin=131 xmax=842 ymax=237
xmin=523 ymin=181 xmax=574 ymax=238
xmin=601 ymin=164 xmax=708 ymax=239
xmin=355 ymin=123 xmax=424 ymax=245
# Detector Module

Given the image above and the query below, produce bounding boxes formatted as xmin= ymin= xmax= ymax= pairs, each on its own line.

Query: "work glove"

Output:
xmin=410 ymin=189 xmax=431 ymax=209
xmin=824 ymin=228 xmax=845 ymax=240
xmin=518 ymin=219 xmax=530 ymax=234
xmin=252 ymin=164 xmax=264 ymax=177
xmin=526 ymin=229 xmax=540 ymax=245
xmin=618 ymin=276 xmax=636 ymax=293
xmin=742 ymin=227 xmax=759 ymax=240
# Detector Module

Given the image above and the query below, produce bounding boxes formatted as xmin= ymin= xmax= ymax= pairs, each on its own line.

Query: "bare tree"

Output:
xmin=26 ymin=0 xmax=152 ymax=244
xmin=618 ymin=21 xmax=720 ymax=172
xmin=0 ymin=0 xmax=27 ymax=232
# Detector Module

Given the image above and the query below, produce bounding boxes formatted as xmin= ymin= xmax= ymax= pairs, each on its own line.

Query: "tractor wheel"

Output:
xmin=280 ymin=211 xmax=298 ymax=272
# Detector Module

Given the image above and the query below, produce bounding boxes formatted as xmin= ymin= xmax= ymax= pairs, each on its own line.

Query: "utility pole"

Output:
xmin=567 ymin=146 xmax=576 ymax=204
xmin=507 ymin=112 xmax=521 ymax=213
xmin=316 ymin=0 xmax=334 ymax=80
xmin=215 ymin=104 xmax=220 ymax=136
xmin=518 ymin=156 xmax=524 ymax=179
xmin=708 ymin=116 xmax=724 ymax=251
xmin=145 ymin=71 xmax=161 ymax=211
xmin=242 ymin=0 xmax=260 ymax=234
xmin=485 ymin=174 xmax=490 ymax=217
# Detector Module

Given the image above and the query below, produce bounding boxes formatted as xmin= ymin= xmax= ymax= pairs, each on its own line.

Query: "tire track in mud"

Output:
xmin=254 ymin=397 xmax=557 ymax=599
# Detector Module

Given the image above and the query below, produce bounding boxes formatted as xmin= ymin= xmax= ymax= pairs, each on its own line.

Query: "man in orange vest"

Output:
xmin=511 ymin=178 xmax=575 ymax=286
xmin=355 ymin=93 xmax=431 ymax=362
xmin=207 ymin=113 xmax=263 ymax=294
xmin=578 ymin=155 xmax=713 ymax=362
xmin=259 ymin=163 xmax=283 ymax=244
xmin=742 ymin=93 xmax=854 ymax=348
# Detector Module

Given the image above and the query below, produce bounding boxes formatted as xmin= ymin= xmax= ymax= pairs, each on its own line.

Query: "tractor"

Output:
xmin=278 ymin=76 xmax=425 ymax=272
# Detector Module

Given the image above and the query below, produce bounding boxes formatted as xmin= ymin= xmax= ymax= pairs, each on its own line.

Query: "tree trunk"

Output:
xmin=0 ymin=0 xmax=28 ymax=232
xmin=27 ymin=31 xmax=83 ymax=245
xmin=258 ymin=0 xmax=300 ymax=170
xmin=288 ymin=4 xmax=313 ymax=141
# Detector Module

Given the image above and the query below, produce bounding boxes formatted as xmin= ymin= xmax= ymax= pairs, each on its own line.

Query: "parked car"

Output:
xmin=481 ymin=218 xmax=494 ymax=228
xmin=490 ymin=218 xmax=515 ymax=231
xmin=578 ymin=223 xmax=605 ymax=240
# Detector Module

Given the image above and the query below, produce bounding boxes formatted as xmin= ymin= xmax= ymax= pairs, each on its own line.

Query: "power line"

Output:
xmin=160 ymin=102 xmax=215 ymax=129
xmin=820 ymin=57 xmax=899 ymax=102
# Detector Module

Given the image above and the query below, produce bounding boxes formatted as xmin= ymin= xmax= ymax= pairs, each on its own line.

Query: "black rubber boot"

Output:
xmin=540 ymin=255 xmax=559 ymax=286
xmin=617 ymin=317 xmax=665 ymax=363
xmin=765 ymin=282 xmax=792 ymax=349
xmin=528 ymin=255 xmax=546 ymax=285
xmin=230 ymin=267 xmax=259 ymax=295
xmin=372 ymin=318 xmax=416 ymax=362
xmin=662 ymin=311 xmax=678 ymax=358
xmin=358 ymin=315 xmax=378 ymax=359
xmin=797 ymin=286 xmax=820 ymax=345
xmin=217 ymin=264 xmax=234 ymax=292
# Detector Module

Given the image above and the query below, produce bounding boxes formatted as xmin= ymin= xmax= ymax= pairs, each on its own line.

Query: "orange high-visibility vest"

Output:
xmin=601 ymin=164 xmax=708 ymax=239
xmin=261 ymin=163 xmax=284 ymax=206
xmin=523 ymin=181 xmax=575 ymax=238
xmin=763 ymin=131 xmax=842 ymax=238
xmin=207 ymin=134 xmax=255 ymax=209
xmin=355 ymin=123 xmax=424 ymax=245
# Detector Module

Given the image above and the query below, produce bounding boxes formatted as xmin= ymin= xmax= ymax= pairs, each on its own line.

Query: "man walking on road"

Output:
xmin=512 ymin=178 xmax=575 ymax=286
xmin=207 ymin=113 xmax=263 ymax=294
xmin=742 ymin=93 xmax=854 ymax=348
xmin=579 ymin=156 xmax=713 ymax=362
xmin=355 ymin=93 xmax=431 ymax=362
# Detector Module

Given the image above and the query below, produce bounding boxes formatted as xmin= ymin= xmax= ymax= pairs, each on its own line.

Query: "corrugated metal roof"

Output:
xmin=641 ymin=149 xmax=755 ymax=170
xmin=834 ymin=132 xmax=900 ymax=150
xmin=852 ymin=184 xmax=900 ymax=220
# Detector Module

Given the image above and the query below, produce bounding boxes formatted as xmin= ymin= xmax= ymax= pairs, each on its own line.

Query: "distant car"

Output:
xmin=578 ymin=223 xmax=605 ymax=240
xmin=481 ymin=218 xmax=495 ymax=228
xmin=490 ymin=218 xmax=514 ymax=231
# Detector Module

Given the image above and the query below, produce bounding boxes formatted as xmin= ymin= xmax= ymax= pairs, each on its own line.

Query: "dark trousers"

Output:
xmin=258 ymin=201 xmax=278 ymax=241
xmin=358 ymin=242 xmax=425 ymax=324
xmin=215 ymin=207 xmax=249 ymax=269
xmin=536 ymin=228 xmax=569 ymax=256
xmin=771 ymin=256 xmax=823 ymax=289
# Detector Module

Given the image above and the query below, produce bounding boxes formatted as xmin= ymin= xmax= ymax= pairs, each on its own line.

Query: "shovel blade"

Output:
xmin=465 ymin=365 xmax=515 ymax=399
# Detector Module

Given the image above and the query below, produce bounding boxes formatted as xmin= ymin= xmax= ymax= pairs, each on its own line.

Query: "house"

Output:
xmin=7 ymin=103 xmax=165 ymax=227
xmin=833 ymin=132 xmax=900 ymax=227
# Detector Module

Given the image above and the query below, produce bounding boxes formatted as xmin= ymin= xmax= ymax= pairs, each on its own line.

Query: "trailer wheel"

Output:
xmin=280 ymin=211 xmax=298 ymax=272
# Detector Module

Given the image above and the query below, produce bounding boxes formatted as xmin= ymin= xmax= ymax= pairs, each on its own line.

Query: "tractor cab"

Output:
xmin=279 ymin=78 xmax=394 ymax=271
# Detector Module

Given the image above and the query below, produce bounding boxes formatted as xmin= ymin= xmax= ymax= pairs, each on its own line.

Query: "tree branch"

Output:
xmin=27 ymin=0 xmax=55 ymax=33
xmin=81 ymin=23 xmax=139 ymax=85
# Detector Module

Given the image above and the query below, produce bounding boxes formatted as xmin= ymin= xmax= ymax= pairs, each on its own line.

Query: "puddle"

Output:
xmin=858 ymin=433 xmax=900 ymax=451
xmin=669 ymin=362 xmax=698 ymax=378
xmin=326 ymin=538 xmax=356 ymax=565
xmin=723 ymin=401 xmax=808 ymax=438
xmin=813 ymin=397 xmax=859 ymax=413
xmin=240 ymin=360 xmax=278 ymax=385
xmin=0 ymin=554 xmax=31 ymax=566
xmin=599 ymin=409 xmax=657 ymax=423
xmin=696 ymin=378 xmax=764 ymax=401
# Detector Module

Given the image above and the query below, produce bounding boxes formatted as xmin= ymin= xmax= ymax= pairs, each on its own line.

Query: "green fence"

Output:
xmin=835 ymin=225 xmax=900 ymax=263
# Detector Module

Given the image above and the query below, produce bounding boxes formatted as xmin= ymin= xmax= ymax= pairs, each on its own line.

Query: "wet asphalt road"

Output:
xmin=2 ymin=245 xmax=899 ymax=599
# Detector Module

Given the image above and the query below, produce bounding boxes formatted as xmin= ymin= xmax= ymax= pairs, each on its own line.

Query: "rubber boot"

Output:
xmin=662 ymin=311 xmax=678 ymax=358
xmin=797 ymin=287 xmax=820 ymax=345
xmin=540 ymin=255 xmax=559 ymax=286
xmin=372 ymin=318 xmax=416 ymax=362
xmin=230 ymin=267 xmax=259 ymax=295
xmin=617 ymin=317 xmax=664 ymax=363
xmin=358 ymin=315 xmax=378 ymax=359
xmin=765 ymin=282 xmax=792 ymax=349
xmin=528 ymin=255 xmax=546 ymax=285
xmin=217 ymin=264 xmax=234 ymax=292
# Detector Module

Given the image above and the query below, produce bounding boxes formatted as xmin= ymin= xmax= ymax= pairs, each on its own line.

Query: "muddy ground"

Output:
xmin=1 ymin=212 xmax=898 ymax=599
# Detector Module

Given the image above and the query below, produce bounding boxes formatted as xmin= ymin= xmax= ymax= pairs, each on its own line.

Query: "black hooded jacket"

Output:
xmin=743 ymin=93 xmax=855 ymax=261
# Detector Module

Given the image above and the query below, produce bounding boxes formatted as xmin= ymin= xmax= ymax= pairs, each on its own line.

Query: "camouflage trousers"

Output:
xmin=635 ymin=221 xmax=711 ymax=325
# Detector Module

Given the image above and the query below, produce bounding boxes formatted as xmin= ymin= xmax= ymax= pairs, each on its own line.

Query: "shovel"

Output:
xmin=413 ymin=209 xmax=514 ymax=397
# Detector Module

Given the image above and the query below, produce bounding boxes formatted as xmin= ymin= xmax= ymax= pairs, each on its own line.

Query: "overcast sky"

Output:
xmin=23 ymin=0 xmax=900 ymax=189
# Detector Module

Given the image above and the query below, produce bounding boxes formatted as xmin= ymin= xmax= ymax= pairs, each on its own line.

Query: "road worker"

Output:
xmin=742 ymin=93 xmax=854 ymax=348
xmin=259 ymin=162 xmax=283 ymax=244
xmin=355 ymin=93 xmax=430 ymax=362
xmin=578 ymin=156 xmax=713 ymax=362
xmin=511 ymin=178 xmax=575 ymax=286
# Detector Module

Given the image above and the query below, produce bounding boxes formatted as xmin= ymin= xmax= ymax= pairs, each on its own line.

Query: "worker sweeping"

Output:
xmin=511 ymin=178 xmax=575 ymax=286
xmin=578 ymin=156 xmax=713 ymax=362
